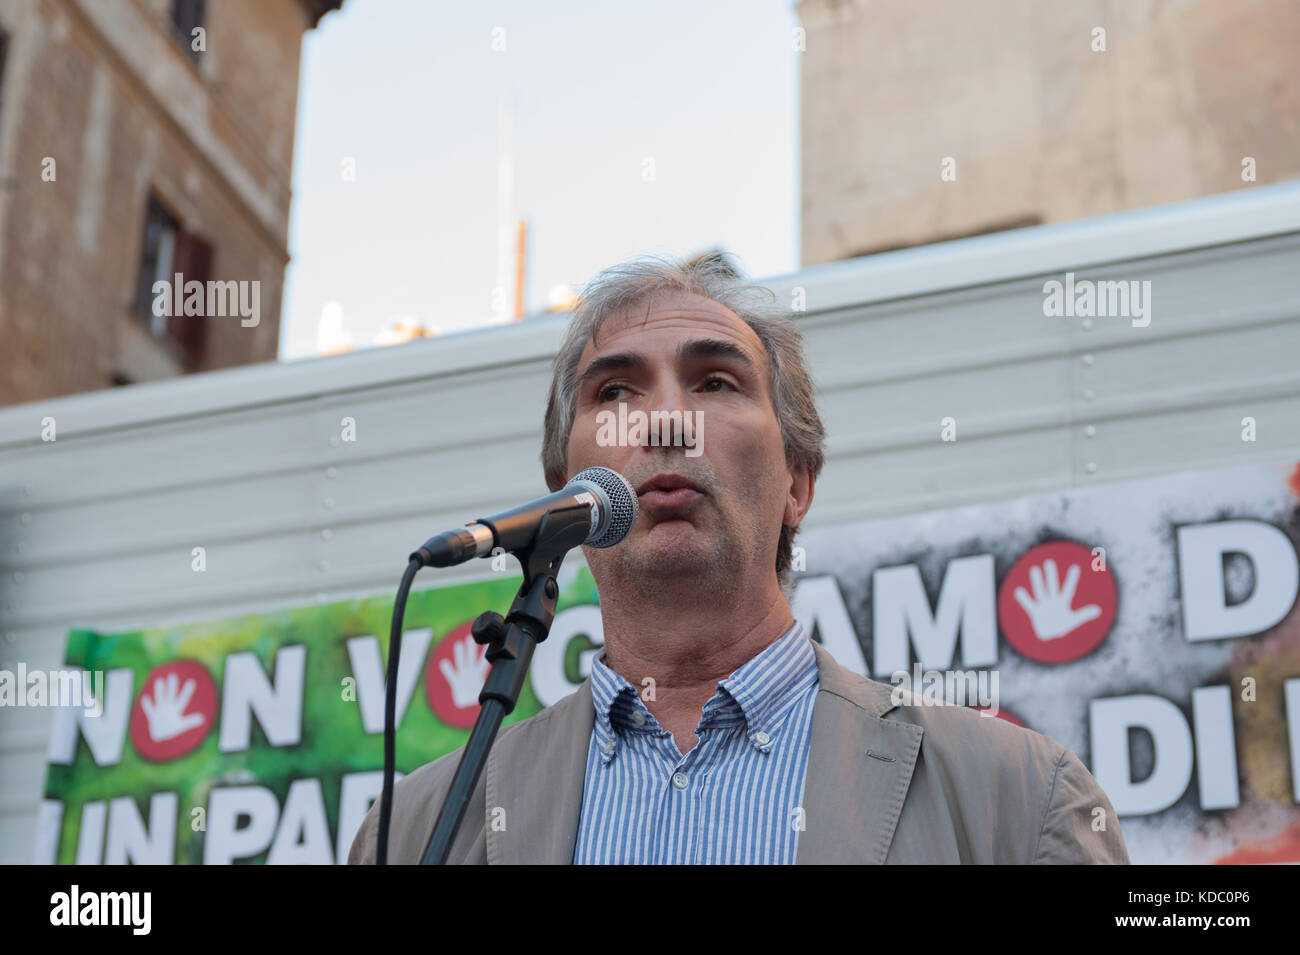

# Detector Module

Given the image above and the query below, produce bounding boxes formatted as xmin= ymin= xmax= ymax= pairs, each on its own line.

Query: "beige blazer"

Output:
xmin=349 ymin=640 xmax=1130 ymax=864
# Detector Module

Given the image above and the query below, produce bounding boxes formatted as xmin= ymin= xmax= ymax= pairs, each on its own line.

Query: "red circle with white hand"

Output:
xmin=130 ymin=660 xmax=217 ymax=761
xmin=998 ymin=541 xmax=1116 ymax=664
xmin=426 ymin=622 xmax=489 ymax=729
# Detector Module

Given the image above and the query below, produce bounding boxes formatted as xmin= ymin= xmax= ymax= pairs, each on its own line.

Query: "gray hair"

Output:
xmin=540 ymin=251 xmax=826 ymax=597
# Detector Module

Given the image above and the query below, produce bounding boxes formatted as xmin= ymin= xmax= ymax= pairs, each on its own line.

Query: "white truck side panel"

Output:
xmin=1 ymin=183 xmax=1298 ymax=862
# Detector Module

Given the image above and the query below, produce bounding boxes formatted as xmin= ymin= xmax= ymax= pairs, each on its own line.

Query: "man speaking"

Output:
xmin=349 ymin=252 xmax=1130 ymax=864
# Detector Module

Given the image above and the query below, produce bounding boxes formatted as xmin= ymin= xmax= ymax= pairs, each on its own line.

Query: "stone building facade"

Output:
xmin=797 ymin=0 xmax=1300 ymax=264
xmin=0 ymin=0 xmax=341 ymax=406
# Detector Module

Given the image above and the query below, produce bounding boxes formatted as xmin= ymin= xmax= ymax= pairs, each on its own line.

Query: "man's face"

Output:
xmin=564 ymin=290 xmax=808 ymax=595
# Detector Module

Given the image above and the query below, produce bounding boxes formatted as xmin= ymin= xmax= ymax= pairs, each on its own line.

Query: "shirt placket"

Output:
xmin=649 ymin=720 xmax=716 ymax=865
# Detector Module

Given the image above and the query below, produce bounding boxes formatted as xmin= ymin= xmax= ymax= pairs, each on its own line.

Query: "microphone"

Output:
xmin=411 ymin=466 xmax=639 ymax=567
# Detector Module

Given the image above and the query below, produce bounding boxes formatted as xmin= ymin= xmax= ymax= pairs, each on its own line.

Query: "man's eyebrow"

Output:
xmin=575 ymin=352 xmax=648 ymax=391
xmin=574 ymin=338 xmax=759 ymax=392
xmin=677 ymin=338 xmax=758 ymax=375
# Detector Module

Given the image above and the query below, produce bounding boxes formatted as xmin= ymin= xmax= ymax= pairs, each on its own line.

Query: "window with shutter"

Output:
xmin=0 ymin=28 xmax=10 ymax=129
xmin=167 ymin=231 xmax=213 ymax=368
xmin=135 ymin=193 xmax=180 ymax=332
xmin=134 ymin=191 xmax=214 ymax=370
xmin=169 ymin=0 xmax=205 ymax=64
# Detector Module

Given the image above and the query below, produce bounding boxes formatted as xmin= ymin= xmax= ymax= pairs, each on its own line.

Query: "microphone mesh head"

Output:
xmin=568 ymin=467 xmax=639 ymax=548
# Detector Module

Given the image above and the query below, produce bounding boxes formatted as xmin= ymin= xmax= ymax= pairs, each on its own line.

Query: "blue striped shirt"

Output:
xmin=573 ymin=621 xmax=820 ymax=864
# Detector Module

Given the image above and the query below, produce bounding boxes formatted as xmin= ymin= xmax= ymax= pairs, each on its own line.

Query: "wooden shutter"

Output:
xmin=166 ymin=231 xmax=213 ymax=368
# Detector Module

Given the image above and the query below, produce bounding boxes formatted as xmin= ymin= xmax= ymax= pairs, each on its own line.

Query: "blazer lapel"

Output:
xmin=796 ymin=641 xmax=923 ymax=864
xmin=486 ymin=678 xmax=595 ymax=864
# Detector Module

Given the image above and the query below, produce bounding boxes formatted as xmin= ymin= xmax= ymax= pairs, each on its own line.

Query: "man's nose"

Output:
xmin=639 ymin=378 xmax=694 ymax=450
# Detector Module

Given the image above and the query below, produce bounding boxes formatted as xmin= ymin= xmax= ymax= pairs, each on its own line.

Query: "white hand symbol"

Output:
xmin=439 ymin=635 xmax=489 ymax=708
xmin=1013 ymin=558 xmax=1102 ymax=641
xmin=140 ymin=672 xmax=206 ymax=741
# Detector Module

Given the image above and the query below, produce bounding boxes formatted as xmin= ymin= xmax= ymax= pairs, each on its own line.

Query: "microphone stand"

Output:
xmin=418 ymin=503 xmax=592 ymax=864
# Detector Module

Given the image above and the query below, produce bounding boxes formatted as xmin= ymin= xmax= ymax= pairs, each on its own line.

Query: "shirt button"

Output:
xmin=671 ymin=772 xmax=689 ymax=790
xmin=632 ymin=710 xmax=646 ymax=727
xmin=603 ymin=740 xmax=615 ymax=756
xmin=754 ymin=731 xmax=771 ymax=745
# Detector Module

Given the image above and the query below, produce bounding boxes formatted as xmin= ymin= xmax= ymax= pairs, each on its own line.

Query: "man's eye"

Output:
xmin=702 ymin=376 xmax=733 ymax=392
xmin=597 ymin=383 xmax=626 ymax=402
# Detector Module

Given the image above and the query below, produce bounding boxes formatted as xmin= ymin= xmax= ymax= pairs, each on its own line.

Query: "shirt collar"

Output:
xmin=588 ymin=620 xmax=818 ymax=762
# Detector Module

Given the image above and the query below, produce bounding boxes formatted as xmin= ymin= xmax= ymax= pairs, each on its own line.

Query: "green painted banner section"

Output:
xmin=42 ymin=566 xmax=601 ymax=864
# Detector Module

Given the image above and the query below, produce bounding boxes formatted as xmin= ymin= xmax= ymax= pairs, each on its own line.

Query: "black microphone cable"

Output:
xmin=376 ymin=555 xmax=422 ymax=865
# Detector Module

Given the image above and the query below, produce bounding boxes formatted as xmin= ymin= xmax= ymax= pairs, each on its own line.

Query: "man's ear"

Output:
xmin=784 ymin=460 xmax=815 ymax=527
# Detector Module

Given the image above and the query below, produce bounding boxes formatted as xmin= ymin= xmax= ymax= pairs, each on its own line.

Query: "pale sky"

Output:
xmin=279 ymin=0 xmax=801 ymax=359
